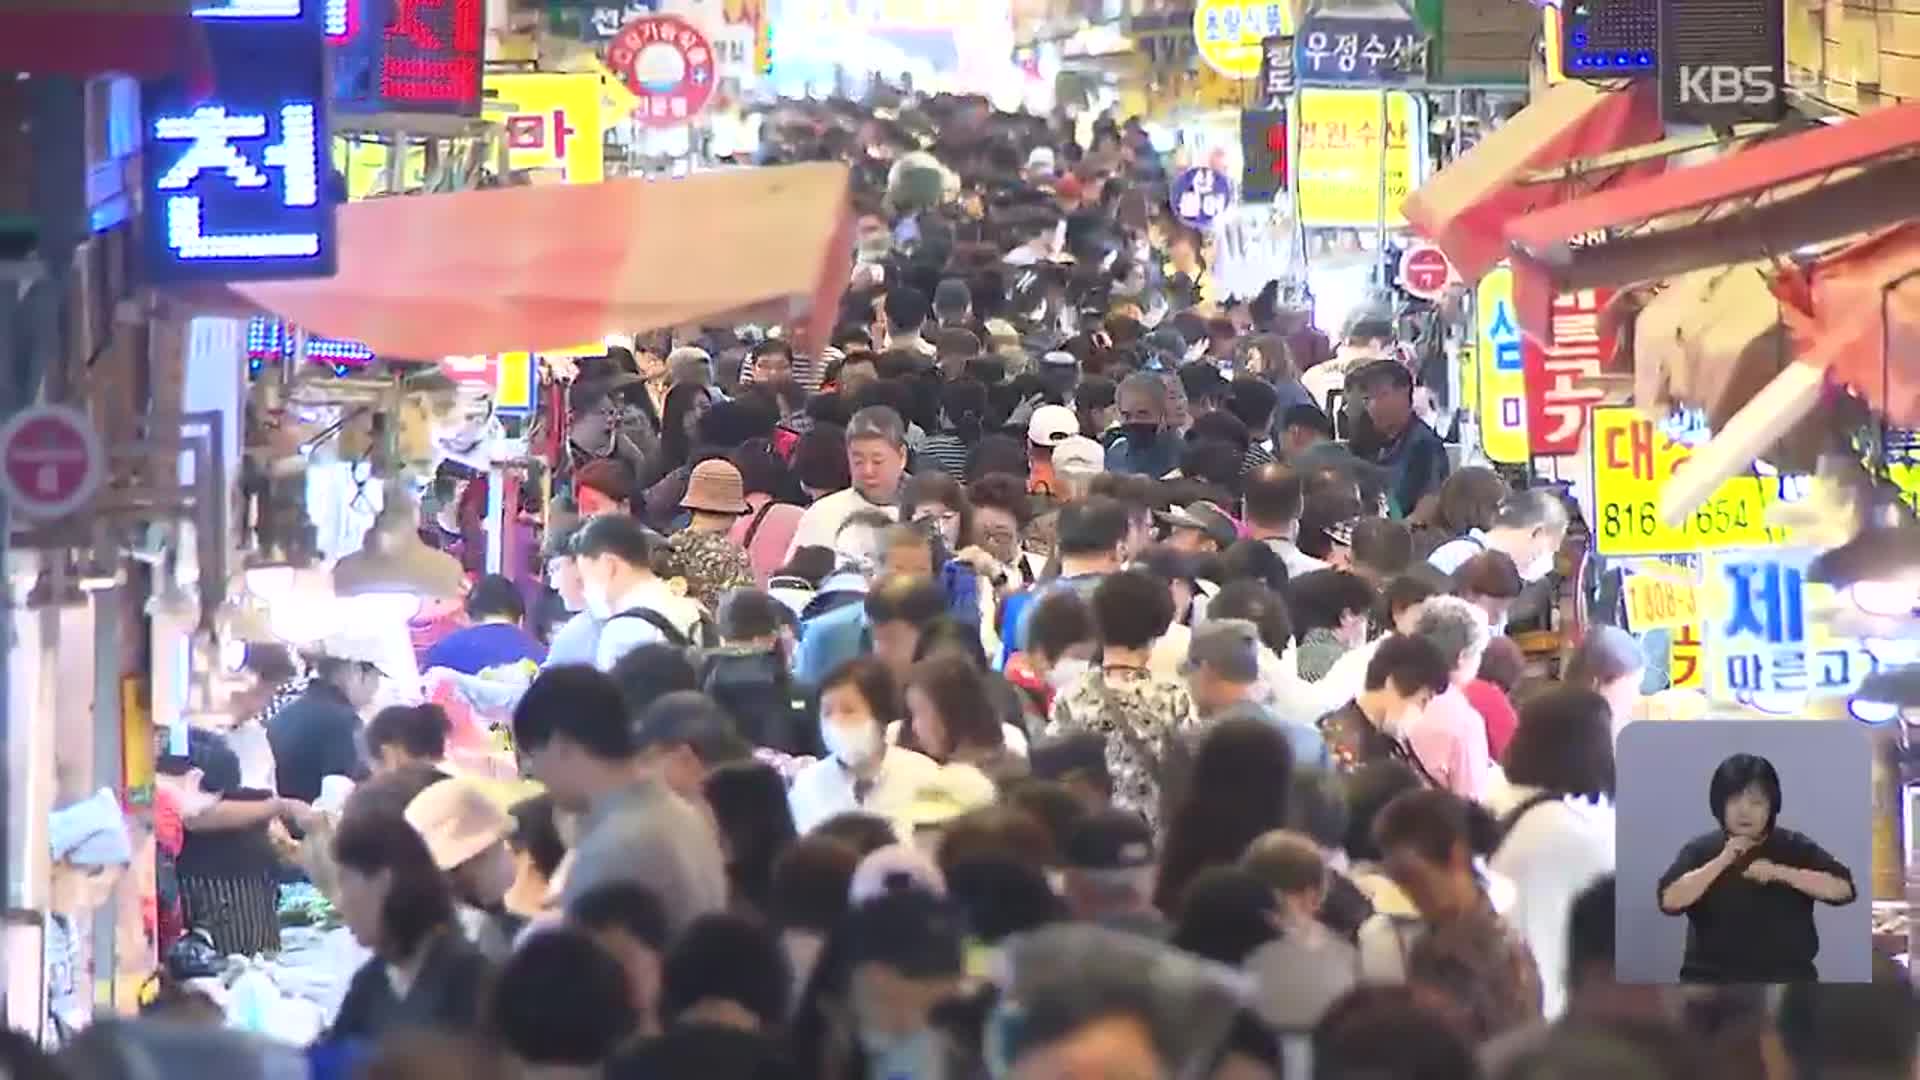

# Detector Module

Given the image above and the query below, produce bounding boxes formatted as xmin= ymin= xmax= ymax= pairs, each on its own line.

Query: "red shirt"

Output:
xmin=1463 ymin=678 xmax=1520 ymax=762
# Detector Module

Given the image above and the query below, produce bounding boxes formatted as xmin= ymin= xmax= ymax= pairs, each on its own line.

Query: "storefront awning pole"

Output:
xmin=1376 ymin=88 xmax=1390 ymax=272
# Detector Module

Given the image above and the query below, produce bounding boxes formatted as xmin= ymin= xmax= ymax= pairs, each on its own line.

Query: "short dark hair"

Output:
xmin=339 ymin=764 xmax=447 ymax=827
xmin=1287 ymin=569 xmax=1375 ymax=633
xmin=865 ymin=574 xmax=948 ymax=628
xmin=1382 ymin=575 xmax=1440 ymax=623
xmin=716 ymin=588 xmax=793 ymax=642
xmin=1344 ymin=761 xmax=1422 ymax=862
xmin=1374 ymin=788 xmax=1502 ymax=865
xmin=968 ymin=472 xmax=1034 ymax=529
xmin=819 ymin=655 xmax=901 ymax=729
xmin=810 ymin=810 xmax=898 ymax=856
xmin=509 ymin=794 xmax=566 ymax=880
xmin=1282 ymin=404 xmax=1333 ymax=437
xmin=1092 ymin=569 xmax=1175 ymax=650
xmin=793 ymin=424 xmax=852 ymax=491
xmin=1056 ymin=496 xmax=1131 ymax=557
xmin=944 ymin=855 xmax=1067 ymax=944
xmin=365 ymin=704 xmax=449 ymax=761
xmin=1228 ymin=376 xmax=1280 ymax=432
xmin=513 ymin=665 xmax=632 ymax=760
xmin=568 ymin=880 xmax=670 ymax=953
xmin=1451 ymin=550 xmax=1523 ymax=600
xmin=1240 ymin=831 xmax=1328 ymax=896
xmin=465 ymin=573 xmax=526 ymax=622
xmin=1709 ymin=753 xmax=1783 ymax=831
xmin=609 ymin=643 xmax=701 ymax=718
xmin=770 ymin=834 xmax=862 ymax=933
xmin=661 ymin=914 xmax=790 ymax=1026
xmin=1206 ymin=580 xmax=1294 ymax=654
xmin=331 ymin=811 xmax=454 ymax=959
xmin=1504 ymin=687 xmax=1616 ymax=799
xmin=885 ymin=285 xmax=931 ymax=331
xmin=1025 ymin=588 xmax=1096 ymax=661
xmin=1362 ymin=635 xmax=1452 ymax=697
xmin=1217 ymin=539 xmax=1289 ymax=593
xmin=1350 ymin=518 xmax=1413 ymax=578
xmin=1286 ymin=767 xmax=1350 ymax=852
xmin=571 ymin=513 xmax=654 ymax=567
xmin=634 ymin=690 xmax=744 ymax=763
xmin=906 ymin=654 xmax=1002 ymax=753
xmin=1242 ymin=464 xmax=1304 ymax=528
xmin=490 ymin=928 xmax=636 ymax=1066
xmin=1312 ymin=985 xmax=1478 ymax=1080
xmin=1345 ymin=316 xmax=1395 ymax=345
xmin=1567 ymin=875 xmax=1616 ymax=989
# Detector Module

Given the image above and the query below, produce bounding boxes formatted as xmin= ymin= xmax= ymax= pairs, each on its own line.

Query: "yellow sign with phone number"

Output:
xmin=1589 ymin=405 xmax=1783 ymax=557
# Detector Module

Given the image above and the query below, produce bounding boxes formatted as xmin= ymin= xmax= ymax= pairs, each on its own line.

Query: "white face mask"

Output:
xmin=1519 ymin=550 xmax=1554 ymax=583
xmin=1047 ymin=657 xmax=1092 ymax=690
xmin=583 ymin=582 xmax=614 ymax=620
xmin=822 ymin=722 xmax=882 ymax=771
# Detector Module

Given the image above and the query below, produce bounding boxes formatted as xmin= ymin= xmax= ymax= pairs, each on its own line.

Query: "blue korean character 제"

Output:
xmin=1723 ymin=560 xmax=1805 ymax=644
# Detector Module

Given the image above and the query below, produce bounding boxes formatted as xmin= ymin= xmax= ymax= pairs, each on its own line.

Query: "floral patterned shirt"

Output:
xmin=663 ymin=530 xmax=755 ymax=614
xmin=1407 ymin=903 xmax=1544 ymax=1040
xmin=1044 ymin=667 xmax=1199 ymax=829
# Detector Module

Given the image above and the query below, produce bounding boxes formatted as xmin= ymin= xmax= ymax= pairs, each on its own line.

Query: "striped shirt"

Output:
xmin=918 ymin=434 xmax=972 ymax=477
xmin=738 ymin=353 xmax=825 ymax=395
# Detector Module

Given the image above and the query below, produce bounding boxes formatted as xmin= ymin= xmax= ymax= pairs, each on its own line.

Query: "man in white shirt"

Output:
xmin=571 ymin=514 xmax=707 ymax=669
xmin=1426 ymin=487 xmax=1569 ymax=581
xmin=1243 ymin=463 xmax=1328 ymax=580
xmin=785 ymin=405 xmax=908 ymax=560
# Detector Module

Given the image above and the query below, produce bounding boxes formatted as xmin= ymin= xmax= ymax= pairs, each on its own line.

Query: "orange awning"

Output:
xmin=1399 ymin=79 xmax=1662 ymax=283
xmin=216 ymin=163 xmax=853 ymax=359
xmin=1774 ymin=221 xmax=1920 ymax=429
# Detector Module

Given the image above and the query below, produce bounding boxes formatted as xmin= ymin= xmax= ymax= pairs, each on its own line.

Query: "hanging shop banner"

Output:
xmin=1294 ymin=88 xmax=1420 ymax=228
xmin=1240 ymin=109 xmax=1288 ymax=204
xmin=144 ymin=3 xmax=335 ymax=284
xmin=607 ymin=13 xmax=718 ymax=128
xmin=1171 ymin=166 xmax=1234 ymax=230
xmin=1520 ymin=286 xmax=1616 ymax=455
xmin=1473 ymin=264 xmax=1530 ymax=465
xmin=495 ymin=352 xmax=537 ymax=415
xmin=1623 ymin=565 xmax=1702 ymax=633
xmin=1702 ymin=547 xmax=1880 ymax=707
xmin=1194 ymin=0 xmax=1297 ymax=80
xmin=1259 ymin=33 xmax=1296 ymax=99
xmin=1589 ymin=405 xmax=1779 ymax=557
xmin=1295 ymin=17 xmax=1429 ymax=85
xmin=484 ymin=72 xmax=605 ymax=184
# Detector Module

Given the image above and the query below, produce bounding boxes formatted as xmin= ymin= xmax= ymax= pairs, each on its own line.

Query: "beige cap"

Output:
xmin=404 ymin=778 xmax=511 ymax=871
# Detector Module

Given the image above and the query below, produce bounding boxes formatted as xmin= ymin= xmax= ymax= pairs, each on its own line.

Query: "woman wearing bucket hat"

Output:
xmin=404 ymin=778 xmax=522 ymax=960
xmin=663 ymin=459 xmax=756 ymax=613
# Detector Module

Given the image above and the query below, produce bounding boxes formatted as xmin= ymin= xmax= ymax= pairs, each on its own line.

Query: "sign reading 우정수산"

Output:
xmin=1295 ymin=17 xmax=1429 ymax=85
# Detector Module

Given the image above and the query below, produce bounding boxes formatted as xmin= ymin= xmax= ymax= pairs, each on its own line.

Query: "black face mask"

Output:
xmin=1120 ymin=421 xmax=1160 ymax=446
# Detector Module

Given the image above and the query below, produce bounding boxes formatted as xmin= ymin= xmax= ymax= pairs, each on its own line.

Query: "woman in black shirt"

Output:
xmin=1657 ymin=753 xmax=1856 ymax=982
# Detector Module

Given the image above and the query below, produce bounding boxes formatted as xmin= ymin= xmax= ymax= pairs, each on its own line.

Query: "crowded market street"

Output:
xmin=0 ymin=0 xmax=1913 ymax=1077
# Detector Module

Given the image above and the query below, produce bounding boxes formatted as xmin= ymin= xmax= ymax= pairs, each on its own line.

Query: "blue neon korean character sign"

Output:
xmin=144 ymin=1 xmax=336 ymax=283
xmin=1171 ymin=167 xmax=1233 ymax=230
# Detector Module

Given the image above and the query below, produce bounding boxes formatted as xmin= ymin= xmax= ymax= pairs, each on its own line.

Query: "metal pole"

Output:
xmin=1375 ymin=86 xmax=1389 ymax=276
xmin=1289 ymin=85 xmax=1308 ymax=300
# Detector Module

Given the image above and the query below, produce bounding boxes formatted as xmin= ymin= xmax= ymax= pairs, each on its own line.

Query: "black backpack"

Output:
xmin=609 ymin=605 xmax=718 ymax=650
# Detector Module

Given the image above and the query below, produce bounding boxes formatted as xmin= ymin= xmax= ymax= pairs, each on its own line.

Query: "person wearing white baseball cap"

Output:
xmin=269 ymin=631 xmax=386 ymax=803
xmin=1049 ymin=436 xmax=1106 ymax=502
xmin=1027 ymin=404 xmax=1080 ymax=500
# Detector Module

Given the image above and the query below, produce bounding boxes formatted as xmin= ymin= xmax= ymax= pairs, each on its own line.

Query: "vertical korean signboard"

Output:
xmin=485 ymin=73 xmax=606 ymax=184
xmin=1703 ymin=548 xmax=1880 ymax=708
xmin=1588 ymin=406 xmax=1778 ymax=557
xmin=1474 ymin=265 xmax=1529 ymax=465
xmin=1294 ymin=89 xmax=1421 ymax=228
xmin=1521 ymin=287 xmax=1615 ymax=456
xmin=144 ymin=1 xmax=335 ymax=283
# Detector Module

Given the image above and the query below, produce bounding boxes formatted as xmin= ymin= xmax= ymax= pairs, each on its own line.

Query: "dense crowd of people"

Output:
xmin=110 ymin=92 xmax=1916 ymax=1080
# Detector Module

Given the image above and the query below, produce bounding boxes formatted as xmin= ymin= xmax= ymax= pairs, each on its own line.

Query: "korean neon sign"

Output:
xmin=330 ymin=0 xmax=486 ymax=115
xmin=144 ymin=1 xmax=335 ymax=282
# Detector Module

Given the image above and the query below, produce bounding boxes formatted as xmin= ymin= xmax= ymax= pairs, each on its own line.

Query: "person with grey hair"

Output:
xmin=1185 ymin=619 xmax=1328 ymax=769
xmin=1405 ymin=595 xmax=1497 ymax=801
xmin=1105 ymin=371 xmax=1183 ymax=477
xmin=794 ymin=509 xmax=896 ymax=684
xmin=1427 ymin=486 xmax=1570 ymax=581
xmin=783 ymin=405 xmax=908 ymax=561
xmin=1060 ymin=808 xmax=1169 ymax=940
xmin=665 ymin=346 xmax=714 ymax=390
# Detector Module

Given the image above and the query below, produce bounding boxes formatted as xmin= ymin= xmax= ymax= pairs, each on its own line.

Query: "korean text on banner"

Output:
xmin=1475 ymin=264 xmax=1530 ymax=464
xmin=1623 ymin=566 xmax=1701 ymax=633
xmin=1703 ymin=548 xmax=1880 ymax=707
xmin=484 ymin=72 xmax=604 ymax=184
xmin=1589 ymin=405 xmax=1778 ymax=557
xmin=1295 ymin=89 xmax=1421 ymax=229
xmin=1521 ymin=287 xmax=1615 ymax=456
xmin=1670 ymin=623 xmax=1703 ymax=688
xmin=1194 ymin=0 xmax=1297 ymax=80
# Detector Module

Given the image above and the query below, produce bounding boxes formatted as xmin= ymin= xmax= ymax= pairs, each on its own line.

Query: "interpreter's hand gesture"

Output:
xmin=1719 ymin=834 xmax=1759 ymax=864
xmin=1744 ymin=859 xmax=1785 ymax=884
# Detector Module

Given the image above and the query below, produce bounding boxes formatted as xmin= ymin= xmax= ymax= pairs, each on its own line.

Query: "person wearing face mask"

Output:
xmin=838 ymin=889 xmax=974 ymax=1080
xmin=572 ymin=514 xmax=710 ymax=665
xmin=1288 ymin=569 xmax=1377 ymax=683
xmin=785 ymin=406 xmax=909 ymax=562
xmin=1427 ymin=487 xmax=1569 ymax=583
xmin=1316 ymin=634 xmax=1452 ymax=780
xmin=404 ymin=779 xmax=524 ymax=961
xmin=1104 ymin=372 xmax=1183 ymax=478
xmin=268 ymin=633 xmax=383 ymax=804
xmin=788 ymin=657 xmax=943 ymax=835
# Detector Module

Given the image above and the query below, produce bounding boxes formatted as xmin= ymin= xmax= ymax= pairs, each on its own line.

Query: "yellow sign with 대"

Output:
xmin=1194 ymin=0 xmax=1297 ymax=79
xmin=1296 ymin=89 xmax=1419 ymax=228
xmin=484 ymin=72 xmax=605 ymax=185
xmin=1588 ymin=406 xmax=1782 ymax=557
xmin=1474 ymin=264 xmax=1530 ymax=464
